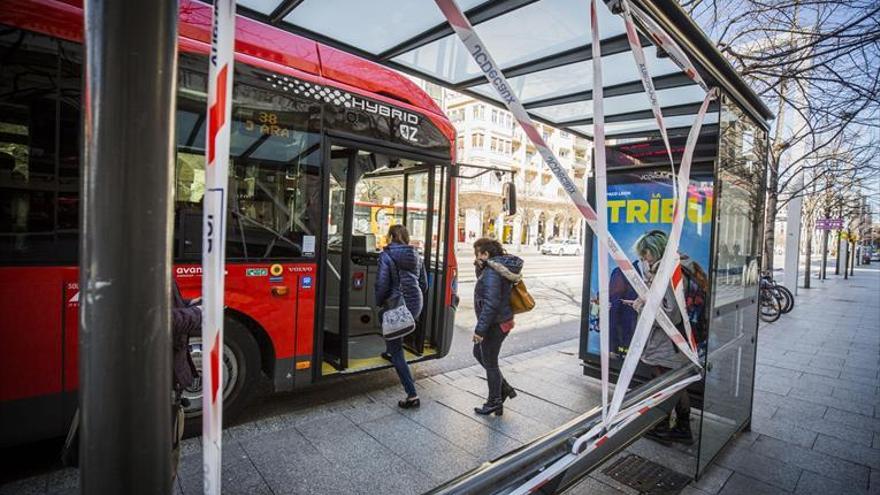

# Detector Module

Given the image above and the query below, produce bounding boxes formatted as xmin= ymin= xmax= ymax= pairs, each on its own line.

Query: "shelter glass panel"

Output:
xmin=531 ymin=86 xmax=705 ymax=123
xmin=393 ymin=0 xmax=620 ymax=84
xmin=697 ymin=96 xmax=766 ymax=475
xmin=469 ymin=47 xmax=681 ymax=105
xmin=572 ymin=112 xmax=720 ymax=138
xmin=283 ymin=0 xmax=487 ymax=54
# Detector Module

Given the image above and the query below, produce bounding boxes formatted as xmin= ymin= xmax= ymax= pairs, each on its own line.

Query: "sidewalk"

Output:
xmin=0 ymin=341 xmax=604 ymax=495
xmin=566 ymin=264 xmax=880 ymax=495
xmin=2 ymin=267 xmax=876 ymax=494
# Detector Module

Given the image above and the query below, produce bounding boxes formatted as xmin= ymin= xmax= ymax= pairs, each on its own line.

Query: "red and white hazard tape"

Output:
xmin=433 ymin=0 xmax=698 ymax=372
xmin=624 ymin=1 xmax=709 ymax=92
xmin=591 ymin=0 xmax=612 ymax=428
xmin=605 ymin=87 xmax=717 ymax=423
xmin=203 ymin=1 xmax=235 ymax=494
xmin=508 ymin=372 xmax=702 ymax=495
xmin=433 ymin=0 xmax=717 ymax=491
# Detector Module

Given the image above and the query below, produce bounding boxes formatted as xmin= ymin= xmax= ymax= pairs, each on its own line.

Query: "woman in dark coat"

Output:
xmin=472 ymin=238 xmax=522 ymax=416
xmin=375 ymin=224 xmax=428 ymax=408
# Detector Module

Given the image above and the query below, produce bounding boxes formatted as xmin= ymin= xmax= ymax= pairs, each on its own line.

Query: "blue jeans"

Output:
xmin=386 ymin=337 xmax=417 ymax=398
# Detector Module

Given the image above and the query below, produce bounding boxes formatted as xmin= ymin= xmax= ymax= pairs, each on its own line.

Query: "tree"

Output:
xmin=680 ymin=0 xmax=880 ymax=270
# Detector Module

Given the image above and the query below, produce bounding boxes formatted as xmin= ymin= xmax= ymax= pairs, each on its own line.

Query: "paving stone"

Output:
xmin=714 ymin=443 xmax=801 ymax=491
xmin=754 ymin=374 xmax=794 ymax=395
xmin=872 ymin=470 xmax=880 ymax=494
xmin=240 ymin=425 xmax=362 ymax=495
xmin=774 ymin=415 xmax=876 ymax=448
xmin=446 ymin=374 xmax=578 ymax=427
xmin=334 ymin=395 xmax=397 ymax=425
xmin=825 ymin=408 xmax=880 ymax=433
xmin=391 ymin=397 xmax=521 ymax=461
xmin=839 ymin=372 xmax=880 ymax=388
xmin=831 ymin=386 xmax=880 ymax=404
xmin=295 ymin=415 xmax=433 ymax=495
xmin=773 ymin=400 xmax=829 ymax=422
xmin=433 ymin=386 xmax=553 ymax=444
xmin=800 ymin=373 xmax=879 ymax=396
xmin=0 ymin=475 xmax=48 ymax=495
xmin=692 ymin=464 xmax=733 ymax=494
xmin=750 ymin=435 xmax=870 ymax=487
xmin=795 ymin=470 xmax=871 ymax=495
xmin=718 ymin=473 xmax=791 ymax=495
xmin=679 ymin=485 xmax=712 ymax=495
xmin=563 ymin=475 xmax=630 ymax=495
xmin=812 ymin=434 xmax=880 ymax=470
xmin=358 ymin=412 xmax=478 ymax=483
xmin=751 ymin=415 xmax=818 ymax=448
xmin=179 ymin=441 xmax=271 ymax=495
xmin=44 ymin=469 xmax=78 ymax=495
xmin=788 ymin=386 xmax=876 ymax=416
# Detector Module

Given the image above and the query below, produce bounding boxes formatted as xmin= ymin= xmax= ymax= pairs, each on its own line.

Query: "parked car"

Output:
xmin=541 ymin=238 xmax=583 ymax=256
xmin=871 ymin=251 xmax=880 ymax=262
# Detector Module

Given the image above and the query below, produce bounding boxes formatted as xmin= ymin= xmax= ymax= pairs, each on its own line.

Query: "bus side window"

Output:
xmin=0 ymin=32 xmax=81 ymax=265
xmin=173 ymin=58 xmax=322 ymax=262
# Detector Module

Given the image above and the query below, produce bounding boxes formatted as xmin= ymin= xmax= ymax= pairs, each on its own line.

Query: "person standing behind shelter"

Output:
xmin=471 ymin=238 xmax=522 ymax=416
xmin=375 ymin=224 xmax=427 ymax=409
xmin=622 ymin=230 xmax=693 ymax=445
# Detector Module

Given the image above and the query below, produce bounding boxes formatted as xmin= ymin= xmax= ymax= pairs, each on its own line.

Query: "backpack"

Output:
xmin=679 ymin=259 xmax=709 ymax=346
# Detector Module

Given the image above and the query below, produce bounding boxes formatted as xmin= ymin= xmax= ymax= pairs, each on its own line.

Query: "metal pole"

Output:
xmin=80 ymin=1 xmax=178 ymax=493
xmin=835 ymin=231 xmax=841 ymax=275
xmin=820 ymin=229 xmax=828 ymax=280
xmin=843 ymin=238 xmax=849 ymax=280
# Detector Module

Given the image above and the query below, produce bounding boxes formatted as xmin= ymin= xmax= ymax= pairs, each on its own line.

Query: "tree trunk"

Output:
xmin=803 ymin=220 xmax=813 ymax=288
xmin=763 ymin=79 xmax=788 ymax=271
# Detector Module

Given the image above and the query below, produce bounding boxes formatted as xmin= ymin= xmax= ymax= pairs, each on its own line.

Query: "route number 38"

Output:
xmin=399 ymin=123 xmax=419 ymax=142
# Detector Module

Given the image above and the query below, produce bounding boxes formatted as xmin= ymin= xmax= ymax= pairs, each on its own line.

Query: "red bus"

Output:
xmin=0 ymin=0 xmax=459 ymax=446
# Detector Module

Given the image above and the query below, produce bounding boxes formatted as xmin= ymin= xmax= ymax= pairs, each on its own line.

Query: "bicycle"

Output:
xmin=761 ymin=271 xmax=794 ymax=314
xmin=759 ymin=278 xmax=782 ymax=323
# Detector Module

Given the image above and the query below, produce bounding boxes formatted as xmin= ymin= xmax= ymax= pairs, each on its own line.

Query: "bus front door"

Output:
xmin=320 ymin=144 xmax=435 ymax=374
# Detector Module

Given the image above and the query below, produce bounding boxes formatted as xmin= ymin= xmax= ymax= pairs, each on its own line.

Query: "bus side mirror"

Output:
xmin=503 ymin=182 xmax=517 ymax=216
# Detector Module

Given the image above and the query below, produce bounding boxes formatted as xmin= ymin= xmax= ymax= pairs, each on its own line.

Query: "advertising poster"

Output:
xmin=586 ymin=168 xmax=714 ymax=360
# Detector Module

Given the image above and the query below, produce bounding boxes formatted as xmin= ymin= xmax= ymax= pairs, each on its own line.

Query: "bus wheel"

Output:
xmin=181 ymin=318 xmax=261 ymax=437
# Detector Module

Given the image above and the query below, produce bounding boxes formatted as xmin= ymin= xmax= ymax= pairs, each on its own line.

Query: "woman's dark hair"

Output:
xmin=473 ymin=238 xmax=505 ymax=258
xmin=387 ymin=224 xmax=410 ymax=245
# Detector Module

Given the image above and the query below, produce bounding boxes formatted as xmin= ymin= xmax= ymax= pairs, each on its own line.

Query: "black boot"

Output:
xmin=398 ymin=396 xmax=420 ymax=409
xmin=666 ymin=421 xmax=694 ymax=445
xmin=474 ymin=400 xmax=504 ymax=416
xmin=644 ymin=421 xmax=673 ymax=445
xmin=645 ymin=419 xmax=694 ymax=445
xmin=502 ymin=383 xmax=517 ymax=402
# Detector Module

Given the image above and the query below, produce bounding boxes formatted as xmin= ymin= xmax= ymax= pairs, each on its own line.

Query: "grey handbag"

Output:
xmin=381 ymin=256 xmax=416 ymax=340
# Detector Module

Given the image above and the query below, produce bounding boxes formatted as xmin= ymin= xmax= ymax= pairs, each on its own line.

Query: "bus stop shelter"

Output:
xmin=228 ymin=0 xmax=772 ymax=490
xmin=63 ymin=0 xmax=773 ymax=492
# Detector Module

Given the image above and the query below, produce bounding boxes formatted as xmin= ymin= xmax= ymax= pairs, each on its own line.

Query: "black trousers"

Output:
xmin=651 ymin=365 xmax=691 ymax=427
xmin=473 ymin=324 xmax=511 ymax=402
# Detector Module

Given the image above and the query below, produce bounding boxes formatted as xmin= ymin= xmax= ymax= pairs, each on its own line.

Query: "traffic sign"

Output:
xmin=816 ymin=218 xmax=844 ymax=230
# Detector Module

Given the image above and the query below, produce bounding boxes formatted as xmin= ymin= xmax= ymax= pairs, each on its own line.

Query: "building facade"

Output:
xmin=444 ymin=92 xmax=591 ymax=251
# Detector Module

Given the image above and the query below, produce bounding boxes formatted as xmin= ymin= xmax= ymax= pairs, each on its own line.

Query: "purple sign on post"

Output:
xmin=816 ymin=218 xmax=844 ymax=230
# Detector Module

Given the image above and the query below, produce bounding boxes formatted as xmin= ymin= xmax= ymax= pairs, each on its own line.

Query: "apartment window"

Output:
xmin=471 ymin=133 xmax=484 ymax=148
xmin=473 ymin=104 xmax=485 ymax=120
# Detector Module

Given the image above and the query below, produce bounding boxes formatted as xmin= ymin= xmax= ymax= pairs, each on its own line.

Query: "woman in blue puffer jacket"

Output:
xmin=472 ymin=238 xmax=522 ymax=416
xmin=375 ymin=225 xmax=428 ymax=409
